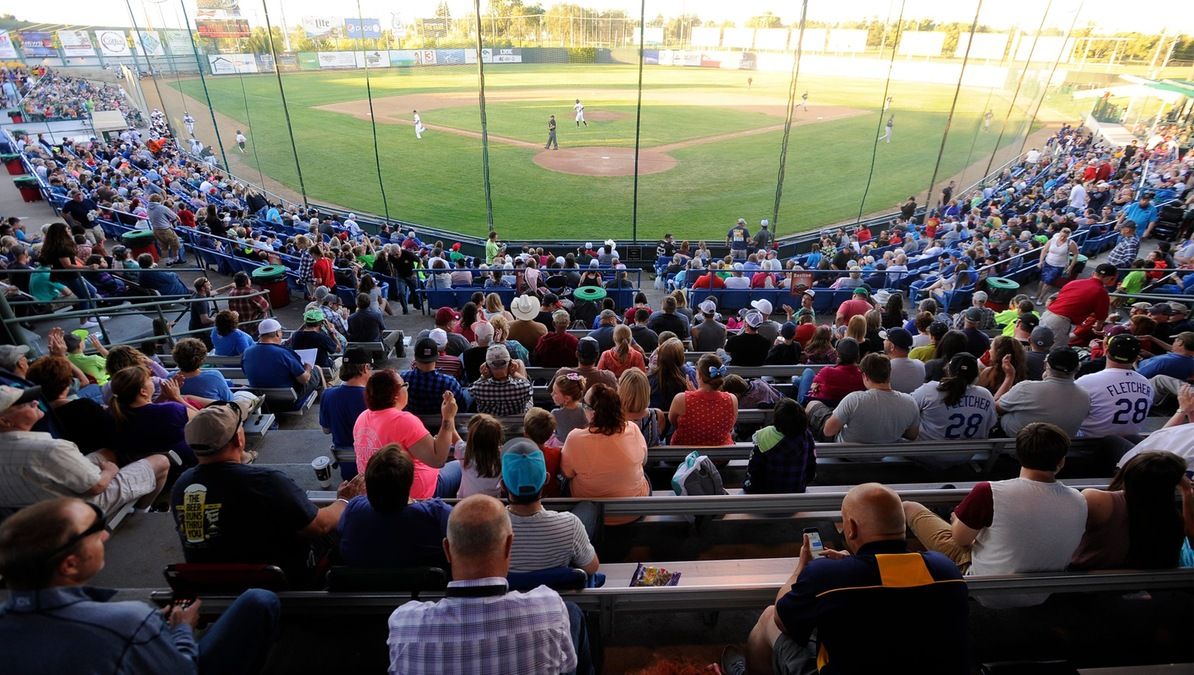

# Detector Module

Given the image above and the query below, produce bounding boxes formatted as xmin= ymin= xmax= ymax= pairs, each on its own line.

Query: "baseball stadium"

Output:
xmin=0 ymin=0 xmax=1193 ymax=673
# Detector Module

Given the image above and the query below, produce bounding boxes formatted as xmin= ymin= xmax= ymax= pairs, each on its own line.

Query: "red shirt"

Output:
xmin=836 ymin=298 xmax=872 ymax=324
xmin=795 ymin=322 xmax=816 ymax=345
xmin=178 ymin=208 xmax=195 ymax=228
xmin=534 ymin=331 xmax=579 ymax=368
xmin=807 ymin=364 xmax=864 ymax=406
xmin=1048 ymin=277 xmax=1109 ymax=324
xmin=312 ymin=257 xmax=336 ymax=288
xmin=1096 ymin=162 xmax=1112 ymax=181
xmin=1082 ymin=165 xmax=1097 ymax=182
xmin=692 ymin=272 xmax=725 ymax=289
xmin=750 ymin=272 xmax=774 ymax=288
xmin=856 ymin=228 xmax=872 ymax=243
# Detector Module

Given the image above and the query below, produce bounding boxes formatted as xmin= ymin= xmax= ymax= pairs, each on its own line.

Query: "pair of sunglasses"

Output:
xmin=42 ymin=502 xmax=109 ymax=564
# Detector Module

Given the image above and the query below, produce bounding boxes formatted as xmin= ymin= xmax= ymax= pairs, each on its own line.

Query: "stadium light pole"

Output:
xmin=630 ymin=0 xmax=645 ymax=244
xmin=473 ymin=0 xmax=495 ymax=233
xmin=261 ymin=0 xmax=309 ymax=208
xmin=177 ymin=0 xmax=229 ymax=171
xmin=770 ymin=0 xmax=809 ymax=239
xmin=923 ymin=0 xmax=983 ymax=211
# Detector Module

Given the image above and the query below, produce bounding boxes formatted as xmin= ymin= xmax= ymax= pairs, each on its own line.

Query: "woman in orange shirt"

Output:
xmin=597 ymin=325 xmax=646 ymax=378
xmin=561 ymin=383 xmax=649 ymax=525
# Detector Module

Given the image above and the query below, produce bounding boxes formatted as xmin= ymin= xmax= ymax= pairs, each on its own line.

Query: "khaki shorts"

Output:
xmin=153 ymin=227 xmax=181 ymax=251
xmin=91 ymin=458 xmax=158 ymax=515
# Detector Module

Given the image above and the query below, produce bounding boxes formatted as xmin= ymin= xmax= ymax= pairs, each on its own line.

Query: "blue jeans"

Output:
xmin=197 ymin=588 xmax=280 ymax=675
xmin=63 ymin=275 xmax=96 ymax=312
xmin=796 ymin=369 xmax=815 ymax=405
xmin=433 ymin=460 xmax=463 ymax=498
xmin=565 ymin=601 xmax=596 ymax=675
xmin=570 ymin=501 xmax=601 ymax=542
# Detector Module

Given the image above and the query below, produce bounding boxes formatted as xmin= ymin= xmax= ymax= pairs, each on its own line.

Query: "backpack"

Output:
xmin=671 ymin=451 xmax=727 ymax=497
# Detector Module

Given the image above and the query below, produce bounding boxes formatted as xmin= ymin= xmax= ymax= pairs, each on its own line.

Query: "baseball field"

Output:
xmin=164 ymin=63 xmax=1043 ymax=241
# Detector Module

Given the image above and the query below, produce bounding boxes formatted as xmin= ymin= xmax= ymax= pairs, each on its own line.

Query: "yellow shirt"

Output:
xmin=908 ymin=344 xmax=936 ymax=362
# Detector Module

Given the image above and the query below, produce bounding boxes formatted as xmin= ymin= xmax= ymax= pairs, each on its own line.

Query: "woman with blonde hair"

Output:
xmin=488 ymin=313 xmax=529 ymax=363
xmin=845 ymin=314 xmax=867 ymax=344
xmin=484 ymin=292 xmax=513 ymax=321
xmin=598 ymin=324 xmax=646 ymax=378
xmin=668 ymin=353 xmax=738 ymax=446
xmin=618 ymin=368 xmax=666 ymax=447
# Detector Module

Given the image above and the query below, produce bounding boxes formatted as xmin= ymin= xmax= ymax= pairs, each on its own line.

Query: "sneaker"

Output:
xmin=81 ymin=319 xmax=99 ymax=328
xmin=720 ymin=646 xmax=747 ymax=675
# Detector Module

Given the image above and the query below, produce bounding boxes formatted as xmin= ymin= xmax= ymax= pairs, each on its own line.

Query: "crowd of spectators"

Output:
xmin=17 ymin=69 xmax=146 ymax=127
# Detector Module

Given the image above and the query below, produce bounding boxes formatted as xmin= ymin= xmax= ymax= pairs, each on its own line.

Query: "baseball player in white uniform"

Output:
xmin=183 ymin=112 xmax=195 ymax=135
xmin=574 ymin=99 xmax=587 ymax=127
xmin=413 ymin=110 xmax=425 ymax=139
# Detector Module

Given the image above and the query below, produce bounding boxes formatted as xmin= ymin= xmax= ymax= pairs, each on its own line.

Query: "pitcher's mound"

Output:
xmin=534 ymin=147 xmax=677 ymax=177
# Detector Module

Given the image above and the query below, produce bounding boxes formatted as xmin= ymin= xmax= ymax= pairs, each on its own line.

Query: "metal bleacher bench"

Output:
xmin=524 ymin=363 xmax=824 ymax=382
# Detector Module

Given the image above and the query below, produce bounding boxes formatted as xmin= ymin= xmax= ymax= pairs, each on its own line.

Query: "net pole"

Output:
xmin=473 ymin=0 xmax=495 ymax=233
xmin=1017 ymin=1 xmax=1085 ymax=158
xmin=630 ymin=0 xmax=645 ymax=244
xmin=260 ymin=0 xmax=309 ymax=208
xmin=855 ymin=0 xmax=907 ymax=226
xmin=923 ymin=0 xmax=984 ymax=211
xmin=123 ymin=0 xmax=170 ymax=131
xmin=982 ymin=0 xmax=1054 ymax=180
xmin=358 ymin=0 xmax=392 ymax=223
xmin=178 ymin=0 xmax=230 ymax=171
xmin=235 ymin=70 xmax=268 ymax=191
xmin=770 ymin=0 xmax=809 ymax=239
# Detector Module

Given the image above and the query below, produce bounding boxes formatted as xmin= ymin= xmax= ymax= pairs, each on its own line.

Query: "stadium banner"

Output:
xmin=355 ymin=50 xmax=390 ymax=68
xmin=642 ymin=49 xmax=659 ymax=65
xmin=414 ymin=49 xmax=437 ymax=65
xmin=897 ymin=31 xmax=945 ymax=57
xmin=690 ymin=27 xmax=720 ymax=48
xmin=754 ymin=28 xmax=789 ymax=51
xmin=135 ymin=31 xmax=166 ymax=57
xmin=435 ymin=49 xmax=466 ymax=65
xmin=57 ymin=30 xmax=96 ymax=57
xmin=463 ymin=48 xmax=522 ymax=64
xmin=208 ymin=53 xmax=257 ymax=74
xmin=826 ymin=29 xmax=867 ymax=53
xmin=95 ymin=30 xmax=131 ymax=57
xmin=418 ymin=18 xmax=449 ymax=38
xmin=165 ymin=30 xmax=193 ymax=55
xmin=700 ymin=53 xmax=722 ymax=68
xmin=302 ymin=16 xmax=336 ymax=38
xmin=722 ymin=28 xmax=754 ymax=49
xmin=344 ymin=18 xmax=381 ymax=39
xmin=798 ymin=28 xmax=828 ymax=53
xmin=297 ymin=52 xmax=320 ymax=70
xmin=18 ymin=32 xmax=56 ymax=58
xmin=196 ymin=0 xmax=243 ymax=14
xmin=255 ymin=52 xmax=274 ymax=72
xmin=196 ymin=19 xmax=250 ymax=38
xmin=954 ymin=33 xmax=1008 ymax=60
xmin=0 ymin=31 xmax=17 ymax=59
xmin=318 ymin=51 xmax=357 ymax=69
xmin=275 ymin=52 xmax=299 ymax=71
xmin=389 ymin=49 xmax=418 ymax=66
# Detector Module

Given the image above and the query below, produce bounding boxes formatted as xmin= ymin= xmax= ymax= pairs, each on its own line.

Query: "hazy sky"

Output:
xmin=12 ymin=0 xmax=1190 ymax=35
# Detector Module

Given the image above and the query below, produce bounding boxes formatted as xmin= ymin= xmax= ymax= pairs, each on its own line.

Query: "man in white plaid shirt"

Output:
xmin=387 ymin=495 xmax=587 ymax=674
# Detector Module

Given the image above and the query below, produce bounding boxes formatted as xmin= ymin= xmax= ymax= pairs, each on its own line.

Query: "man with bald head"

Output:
xmin=735 ymin=483 xmax=967 ymax=675
xmin=387 ymin=494 xmax=592 ymax=674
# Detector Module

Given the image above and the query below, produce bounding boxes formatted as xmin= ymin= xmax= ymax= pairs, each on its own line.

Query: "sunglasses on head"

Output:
xmin=43 ymin=502 xmax=108 ymax=564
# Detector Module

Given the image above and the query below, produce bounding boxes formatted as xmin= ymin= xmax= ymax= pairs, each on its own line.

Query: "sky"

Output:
xmin=10 ymin=0 xmax=1190 ymax=35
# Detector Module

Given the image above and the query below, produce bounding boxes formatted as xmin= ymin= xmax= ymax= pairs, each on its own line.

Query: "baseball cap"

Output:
xmin=964 ymin=307 xmax=983 ymax=322
xmin=750 ymin=299 xmax=773 ymax=316
xmin=879 ymin=327 xmax=913 ymax=350
xmin=0 ymin=385 xmax=41 ymax=413
xmin=185 ymin=399 xmax=250 ymax=454
xmin=501 ymin=438 xmax=547 ymax=497
xmin=699 ymin=300 xmax=717 ymax=315
xmin=1147 ymin=302 xmax=1173 ymax=316
xmin=852 ymin=287 xmax=870 ymax=296
xmin=414 ymin=337 xmax=439 ymax=363
xmin=1094 ymin=262 xmax=1118 ymax=277
xmin=577 ymin=337 xmax=600 ymax=361
xmin=63 ymin=332 xmax=82 ymax=352
xmin=836 ymin=337 xmax=860 ymax=361
xmin=802 ymin=289 xmax=815 ymax=299
xmin=1168 ymin=302 xmax=1189 ymax=315
xmin=1130 ymin=301 xmax=1152 ymax=311
xmin=780 ymin=322 xmax=797 ymax=340
xmin=486 ymin=344 xmax=511 ymax=368
xmin=429 ymin=328 xmax=449 ymax=349
xmin=745 ymin=311 xmax=764 ymax=328
xmin=947 ymin=352 xmax=979 ymax=378
xmin=1046 ymin=347 xmax=1080 ymax=374
xmin=258 ymin=318 xmax=282 ymax=334
xmin=1018 ymin=313 xmax=1040 ymax=331
xmin=1030 ymin=325 xmax=1055 ymax=349
xmin=342 ymin=347 xmax=371 ymax=365
xmin=0 ymin=344 xmax=30 ymax=371
xmin=303 ymin=309 xmax=325 ymax=324
xmin=435 ymin=307 xmax=460 ymax=325
xmin=1105 ymin=333 xmax=1142 ymax=364
xmin=1104 ymin=324 xmax=1130 ymax=338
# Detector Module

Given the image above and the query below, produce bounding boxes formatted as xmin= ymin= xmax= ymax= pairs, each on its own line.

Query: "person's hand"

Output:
xmin=48 ymin=327 xmax=66 ymax=356
xmin=160 ymin=377 xmax=181 ymax=401
xmin=1178 ymin=384 xmax=1194 ymax=416
xmin=1000 ymin=354 xmax=1015 ymax=377
xmin=98 ymin=459 xmax=118 ymax=476
xmin=304 ymin=362 xmax=313 ymax=372
xmin=88 ymin=334 xmax=102 ymax=348
xmin=478 ymin=363 xmax=490 ymax=379
xmin=441 ymin=389 xmax=458 ymax=419
xmin=336 ymin=473 xmax=366 ymax=501
xmin=164 ymin=598 xmax=201 ymax=629
xmin=782 ymin=304 xmax=795 ymax=316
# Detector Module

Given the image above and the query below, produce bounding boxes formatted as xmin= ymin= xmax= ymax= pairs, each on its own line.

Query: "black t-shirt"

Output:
xmin=171 ymin=462 xmax=318 ymax=583
xmin=347 ymin=309 xmax=385 ymax=342
xmin=725 ymin=332 xmax=771 ymax=367
xmin=287 ymin=329 xmax=338 ymax=367
xmin=52 ymin=398 xmax=116 ymax=454
xmin=61 ymin=198 xmax=98 ymax=226
xmin=766 ymin=341 xmax=802 ymax=365
xmin=461 ymin=346 xmax=486 ymax=383
xmin=189 ymin=296 xmax=215 ymax=331
xmin=631 ymin=325 xmax=659 ymax=353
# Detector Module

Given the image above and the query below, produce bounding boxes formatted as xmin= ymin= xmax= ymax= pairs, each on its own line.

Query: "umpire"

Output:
xmin=545 ymin=115 xmax=558 ymax=150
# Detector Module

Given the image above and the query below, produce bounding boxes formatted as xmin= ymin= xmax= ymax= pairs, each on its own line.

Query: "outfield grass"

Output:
xmin=169 ymin=63 xmax=1038 ymax=240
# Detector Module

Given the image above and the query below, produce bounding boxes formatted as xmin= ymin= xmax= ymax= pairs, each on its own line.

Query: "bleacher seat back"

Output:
xmin=163 ymin=562 xmax=288 ymax=594
xmin=326 ymin=566 xmax=448 ymax=594
xmin=507 ymin=567 xmax=589 ymax=592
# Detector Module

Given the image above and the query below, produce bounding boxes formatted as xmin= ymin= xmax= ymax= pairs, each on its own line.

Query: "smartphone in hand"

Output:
xmin=803 ymin=527 xmax=826 ymax=559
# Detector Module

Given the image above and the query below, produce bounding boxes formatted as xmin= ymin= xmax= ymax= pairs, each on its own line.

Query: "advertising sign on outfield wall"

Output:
xmin=18 ymin=32 xmax=56 ymax=58
xmin=344 ymin=18 xmax=381 ymax=39
xmin=436 ymin=49 xmax=466 ymax=65
xmin=255 ymin=53 xmax=274 ymax=72
xmin=297 ymin=52 xmax=320 ymax=70
xmin=954 ymin=33 xmax=1009 ymax=60
xmin=318 ymin=51 xmax=357 ymax=69
xmin=0 ymin=31 xmax=18 ymax=59
xmin=355 ymin=50 xmax=390 ymax=68
xmin=275 ymin=53 xmax=299 ymax=71
xmin=135 ymin=31 xmax=166 ymax=57
xmin=165 ymin=30 xmax=193 ymax=55
xmin=57 ymin=30 xmax=96 ymax=57
xmin=208 ymin=53 xmax=257 ymax=74
xmin=389 ymin=49 xmax=418 ymax=66
xmin=464 ymin=48 xmax=523 ymax=64
xmin=96 ymin=30 xmax=131 ymax=57
xmin=415 ymin=50 xmax=437 ymax=65
xmin=196 ymin=19 xmax=250 ymax=38
xmin=302 ymin=16 xmax=336 ymax=38
xmin=826 ymin=29 xmax=867 ymax=53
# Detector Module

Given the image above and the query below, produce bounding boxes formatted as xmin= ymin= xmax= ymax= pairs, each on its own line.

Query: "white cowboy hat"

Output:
xmin=510 ymin=295 xmax=540 ymax=321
